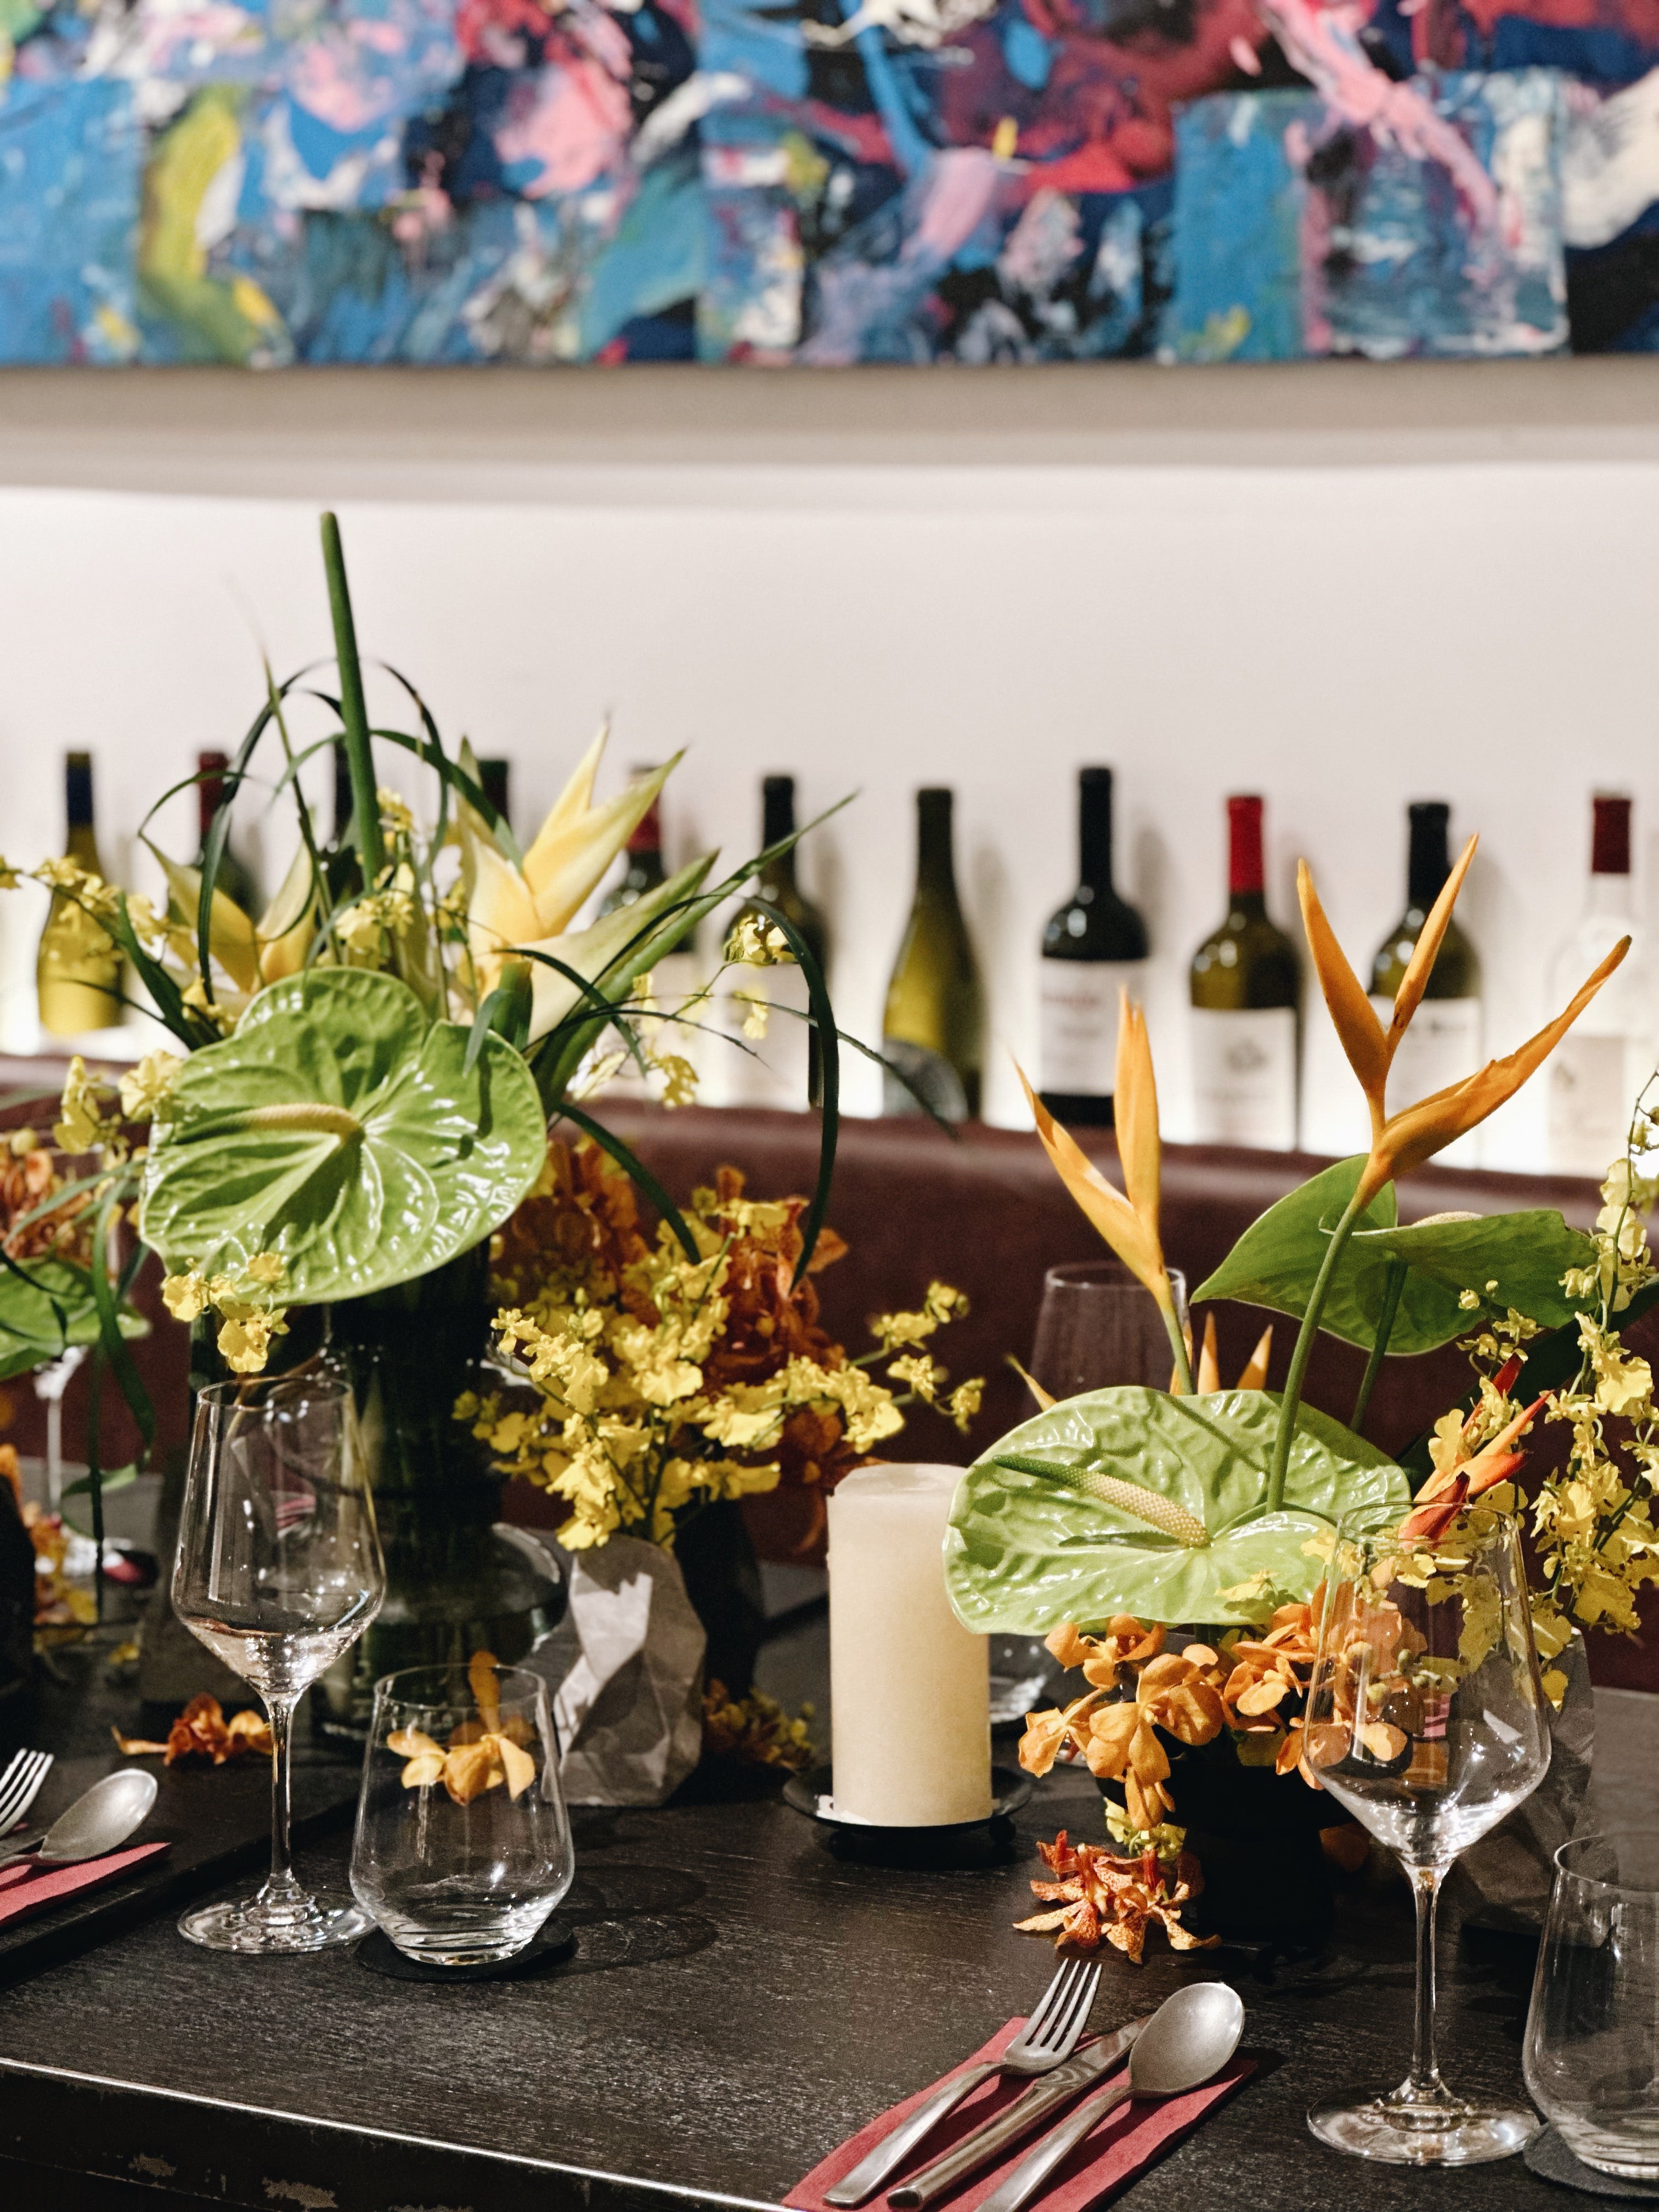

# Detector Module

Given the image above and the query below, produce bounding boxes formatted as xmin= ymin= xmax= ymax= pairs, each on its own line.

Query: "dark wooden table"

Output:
xmin=4 ymin=1680 xmax=1658 ymax=2212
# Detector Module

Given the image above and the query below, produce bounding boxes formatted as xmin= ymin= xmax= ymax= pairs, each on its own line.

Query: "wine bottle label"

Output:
xmin=1548 ymin=1031 xmax=1637 ymax=1178
xmin=1369 ymin=994 xmax=1482 ymax=1162
xmin=883 ymin=1039 xmax=969 ymax=1122
xmin=1189 ymin=1007 xmax=1297 ymax=1150
xmin=717 ymin=960 xmax=811 ymax=1110
xmin=1038 ymin=961 xmax=1147 ymax=1097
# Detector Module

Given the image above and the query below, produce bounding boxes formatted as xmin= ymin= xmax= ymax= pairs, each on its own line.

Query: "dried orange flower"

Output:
xmin=113 ymin=1693 xmax=272 ymax=1764
xmin=1016 ymin=1830 xmax=1219 ymax=1963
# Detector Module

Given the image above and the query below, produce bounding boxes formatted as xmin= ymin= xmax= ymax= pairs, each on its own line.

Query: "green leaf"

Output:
xmin=1193 ymin=1155 xmax=1594 ymax=1355
xmin=138 ymin=968 xmax=546 ymax=1304
xmin=0 ymin=1255 xmax=146 ymax=1382
xmin=944 ymin=1386 xmax=1409 ymax=1631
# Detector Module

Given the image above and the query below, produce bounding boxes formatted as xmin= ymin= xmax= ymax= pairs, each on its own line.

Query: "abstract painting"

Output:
xmin=1 ymin=0 xmax=1656 ymax=362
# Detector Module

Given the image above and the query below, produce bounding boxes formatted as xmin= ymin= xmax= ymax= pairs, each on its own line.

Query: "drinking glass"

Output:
xmin=172 ymin=1371 xmax=385 ymax=1953
xmin=988 ymin=1261 xmax=1190 ymax=1723
xmin=1526 ymin=1832 xmax=1659 ymax=2178
xmin=351 ymin=1662 xmax=574 ymax=1966
xmin=1302 ymin=1500 xmax=1551 ymax=2164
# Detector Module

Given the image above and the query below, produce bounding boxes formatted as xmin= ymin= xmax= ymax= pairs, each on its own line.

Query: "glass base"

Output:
xmin=1310 ymin=2091 xmax=1539 ymax=2166
xmin=179 ymin=1883 xmax=373 ymax=1955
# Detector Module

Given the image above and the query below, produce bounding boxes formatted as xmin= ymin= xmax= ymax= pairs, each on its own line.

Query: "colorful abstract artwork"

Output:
xmin=2 ymin=0 xmax=1657 ymax=362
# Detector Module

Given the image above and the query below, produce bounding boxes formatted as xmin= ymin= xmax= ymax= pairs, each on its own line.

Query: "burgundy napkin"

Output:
xmin=789 ymin=2015 xmax=1255 ymax=2212
xmin=0 ymin=1841 xmax=171 ymax=1927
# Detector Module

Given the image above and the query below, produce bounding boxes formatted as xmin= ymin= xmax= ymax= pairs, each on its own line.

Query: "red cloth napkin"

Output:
xmin=789 ymin=2015 xmax=1255 ymax=2212
xmin=0 ymin=1841 xmax=171 ymax=1927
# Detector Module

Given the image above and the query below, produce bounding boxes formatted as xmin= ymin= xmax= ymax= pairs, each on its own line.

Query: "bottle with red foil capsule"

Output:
xmin=1547 ymin=794 xmax=1655 ymax=1176
xmin=597 ymin=769 xmax=666 ymax=915
xmin=1188 ymin=794 xmax=1300 ymax=1150
xmin=196 ymin=748 xmax=261 ymax=921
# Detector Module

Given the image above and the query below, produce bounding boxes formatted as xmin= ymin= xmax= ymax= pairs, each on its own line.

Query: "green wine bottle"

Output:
xmin=196 ymin=751 xmax=261 ymax=921
xmin=37 ymin=752 xmax=123 ymax=1037
xmin=1189 ymin=795 xmax=1300 ymax=1149
xmin=1038 ymin=766 xmax=1148 ymax=1126
xmin=883 ymin=787 xmax=983 ymax=1121
xmin=478 ymin=757 xmax=511 ymax=840
xmin=721 ymin=776 xmax=828 ymax=1109
xmin=1370 ymin=801 xmax=1482 ymax=1149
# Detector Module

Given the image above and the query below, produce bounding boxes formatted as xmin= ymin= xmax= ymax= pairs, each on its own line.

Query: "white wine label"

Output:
xmin=1370 ymin=994 xmax=1482 ymax=1164
xmin=718 ymin=960 xmax=811 ymax=1110
xmin=1039 ymin=961 xmax=1147 ymax=1097
xmin=1190 ymin=1007 xmax=1297 ymax=1151
xmin=1548 ymin=1031 xmax=1637 ymax=1178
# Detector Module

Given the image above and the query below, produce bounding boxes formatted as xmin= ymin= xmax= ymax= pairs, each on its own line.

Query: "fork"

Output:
xmin=0 ymin=1750 xmax=53 ymax=1837
xmin=824 ymin=1956 xmax=1102 ymax=2208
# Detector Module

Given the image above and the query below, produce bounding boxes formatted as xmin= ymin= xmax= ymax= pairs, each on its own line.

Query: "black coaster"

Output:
xmin=353 ymin=1915 xmax=575 ymax=1984
xmin=1526 ymin=2125 xmax=1659 ymax=2198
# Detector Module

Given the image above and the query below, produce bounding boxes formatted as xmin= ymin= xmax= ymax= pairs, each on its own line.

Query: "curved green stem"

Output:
xmin=1266 ymin=1186 xmax=1370 ymax=1511
xmin=1351 ymin=1258 xmax=1408 ymax=1436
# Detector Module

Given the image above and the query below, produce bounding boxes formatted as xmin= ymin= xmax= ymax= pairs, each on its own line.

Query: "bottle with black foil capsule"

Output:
xmin=195 ymin=751 xmax=261 ymax=920
xmin=1370 ymin=801 xmax=1482 ymax=1163
xmin=477 ymin=758 xmax=511 ymax=840
xmin=721 ymin=776 xmax=828 ymax=1110
xmin=1547 ymin=795 xmax=1655 ymax=1176
xmin=883 ymin=787 xmax=983 ymax=1121
xmin=1189 ymin=795 xmax=1300 ymax=1149
xmin=1038 ymin=768 xmax=1147 ymax=1125
xmin=37 ymin=751 xmax=123 ymax=1037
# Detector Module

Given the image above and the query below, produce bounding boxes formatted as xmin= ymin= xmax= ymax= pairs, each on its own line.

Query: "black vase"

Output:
xmin=1160 ymin=1731 xmax=1335 ymax=1946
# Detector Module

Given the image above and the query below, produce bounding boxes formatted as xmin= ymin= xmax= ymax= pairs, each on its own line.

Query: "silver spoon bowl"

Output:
xmin=0 ymin=1768 xmax=158 ymax=1870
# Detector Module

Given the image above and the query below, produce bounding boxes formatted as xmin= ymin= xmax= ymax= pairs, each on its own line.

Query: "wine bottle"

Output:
xmin=1189 ymin=795 xmax=1300 ymax=1150
xmin=37 ymin=751 xmax=123 ymax=1037
xmin=1038 ymin=768 xmax=1148 ymax=1126
xmin=196 ymin=751 xmax=261 ymax=920
xmin=883 ymin=787 xmax=984 ymax=1121
xmin=478 ymin=758 xmax=511 ymax=838
xmin=1546 ymin=795 xmax=1655 ymax=1176
xmin=1370 ymin=801 xmax=1482 ymax=1159
xmin=719 ymin=776 xmax=828 ymax=1110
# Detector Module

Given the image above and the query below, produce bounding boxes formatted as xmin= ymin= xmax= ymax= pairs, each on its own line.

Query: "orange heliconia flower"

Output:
xmin=1401 ymin=1391 xmax=1549 ymax=1542
xmin=1297 ymin=845 xmax=1628 ymax=1207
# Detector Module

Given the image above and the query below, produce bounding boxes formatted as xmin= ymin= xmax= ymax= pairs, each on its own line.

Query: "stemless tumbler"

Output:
xmin=1303 ymin=1499 xmax=1551 ymax=2165
xmin=1526 ymin=1832 xmax=1659 ymax=2179
xmin=985 ymin=1260 xmax=1190 ymax=1723
xmin=352 ymin=1661 xmax=574 ymax=1967
xmin=172 ymin=1370 xmax=384 ymax=1953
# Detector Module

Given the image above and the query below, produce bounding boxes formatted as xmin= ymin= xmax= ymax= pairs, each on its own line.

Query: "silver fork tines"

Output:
xmin=823 ymin=1955 xmax=1102 ymax=2208
xmin=0 ymin=1749 xmax=53 ymax=1835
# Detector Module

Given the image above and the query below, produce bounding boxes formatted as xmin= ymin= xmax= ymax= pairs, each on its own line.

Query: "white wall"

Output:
xmin=1 ymin=361 xmax=1656 ymax=1164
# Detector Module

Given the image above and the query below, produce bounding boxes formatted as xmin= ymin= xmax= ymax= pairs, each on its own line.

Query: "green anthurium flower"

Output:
xmin=1193 ymin=1154 xmax=1593 ymax=1354
xmin=0 ymin=1257 xmax=146 ymax=1383
xmin=943 ymin=1386 xmax=1408 ymax=1632
xmin=138 ymin=968 xmax=546 ymax=1305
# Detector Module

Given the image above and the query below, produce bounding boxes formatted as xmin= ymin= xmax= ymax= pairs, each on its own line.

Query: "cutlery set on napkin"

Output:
xmin=0 ymin=1753 xmax=167 ymax=1929
xmin=791 ymin=1972 xmax=1250 ymax=2212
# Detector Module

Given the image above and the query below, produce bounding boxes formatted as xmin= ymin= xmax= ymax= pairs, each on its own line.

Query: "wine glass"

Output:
xmin=989 ymin=1260 xmax=1190 ymax=1723
xmin=172 ymin=1369 xmax=385 ymax=1953
xmin=1303 ymin=1499 xmax=1551 ymax=2164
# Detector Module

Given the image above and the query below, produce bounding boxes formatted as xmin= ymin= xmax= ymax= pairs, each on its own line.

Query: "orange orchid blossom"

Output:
xmin=1017 ymin=991 xmax=1192 ymax=1391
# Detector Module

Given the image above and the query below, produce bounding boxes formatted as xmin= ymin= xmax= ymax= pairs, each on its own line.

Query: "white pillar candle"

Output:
xmin=828 ymin=1463 xmax=992 ymax=1826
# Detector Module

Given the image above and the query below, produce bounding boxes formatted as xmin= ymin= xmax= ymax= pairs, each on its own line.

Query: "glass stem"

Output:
xmin=266 ymin=1694 xmax=299 ymax=1896
xmin=1403 ymin=1864 xmax=1446 ymax=2105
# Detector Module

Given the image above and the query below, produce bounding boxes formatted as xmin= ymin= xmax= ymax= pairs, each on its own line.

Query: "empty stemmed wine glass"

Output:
xmin=172 ymin=1369 xmax=385 ymax=1953
xmin=1302 ymin=1499 xmax=1551 ymax=2164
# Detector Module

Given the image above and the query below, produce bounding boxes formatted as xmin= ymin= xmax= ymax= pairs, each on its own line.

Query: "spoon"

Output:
xmin=0 ymin=1769 xmax=159 ymax=1871
xmin=977 ymin=1980 xmax=1245 ymax=2212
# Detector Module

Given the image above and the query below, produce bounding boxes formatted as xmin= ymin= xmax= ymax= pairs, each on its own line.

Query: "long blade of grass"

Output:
xmin=552 ymin=1101 xmax=701 ymax=1263
xmin=747 ymin=896 xmax=839 ymax=1284
xmin=319 ymin=513 xmax=384 ymax=887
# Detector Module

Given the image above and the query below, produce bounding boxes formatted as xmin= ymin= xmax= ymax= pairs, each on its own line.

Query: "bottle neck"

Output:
xmin=917 ymin=794 xmax=957 ymax=895
xmin=1407 ymin=810 xmax=1451 ymax=909
xmin=1078 ymin=779 xmax=1113 ymax=892
xmin=1228 ymin=797 xmax=1265 ymax=899
xmin=65 ymin=757 xmax=93 ymax=837
xmin=761 ymin=782 xmax=798 ymax=890
xmin=198 ymin=776 xmax=224 ymax=849
xmin=628 ymin=796 xmax=663 ymax=861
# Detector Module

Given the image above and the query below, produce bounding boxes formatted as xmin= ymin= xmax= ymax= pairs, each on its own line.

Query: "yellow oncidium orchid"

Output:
xmin=1297 ymin=844 xmax=1629 ymax=1206
xmin=1018 ymin=989 xmax=1192 ymax=1390
xmin=461 ymin=729 xmax=678 ymax=1020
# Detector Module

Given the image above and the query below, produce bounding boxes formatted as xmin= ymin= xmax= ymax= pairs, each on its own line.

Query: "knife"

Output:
xmin=883 ymin=2018 xmax=1150 ymax=2210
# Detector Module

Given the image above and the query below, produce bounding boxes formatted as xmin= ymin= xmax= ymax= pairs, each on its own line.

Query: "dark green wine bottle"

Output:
xmin=1038 ymin=768 xmax=1147 ymax=1126
xmin=723 ymin=775 xmax=829 ymax=1107
xmin=883 ymin=787 xmax=983 ymax=1121
xmin=1370 ymin=800 xmax=1482 ymax=1134
xmin=1188 ymin=795 xmax=1299 ymax=1149
xmin=196 ymin=752 xmax=261 ymax=921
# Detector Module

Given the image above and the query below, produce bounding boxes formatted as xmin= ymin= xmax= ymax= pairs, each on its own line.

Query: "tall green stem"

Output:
xmin=320 ymin=512 xmax=384 ymax=888
xmin=1266 ymin=1186 xmax=1370 ymax=1511
xmin=1351 ymin=1258 xmax=1407 ymax=1436
xmin=1164 ymin=1297 xmax=1194 ymax=1397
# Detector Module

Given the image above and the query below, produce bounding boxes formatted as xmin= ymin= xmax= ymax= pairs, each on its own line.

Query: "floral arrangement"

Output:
xmin=467 ymin=1136 xmax=982 ymax=1551
xmin=945 ymin=833 xmax=1645 ymax=1956
xmin=115 ymin=1693 xmax=273 ymax=1766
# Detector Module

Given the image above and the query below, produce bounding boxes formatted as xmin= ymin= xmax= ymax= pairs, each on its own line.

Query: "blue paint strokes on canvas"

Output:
xmin=0 ymin=78 xmax=140 ymax=364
